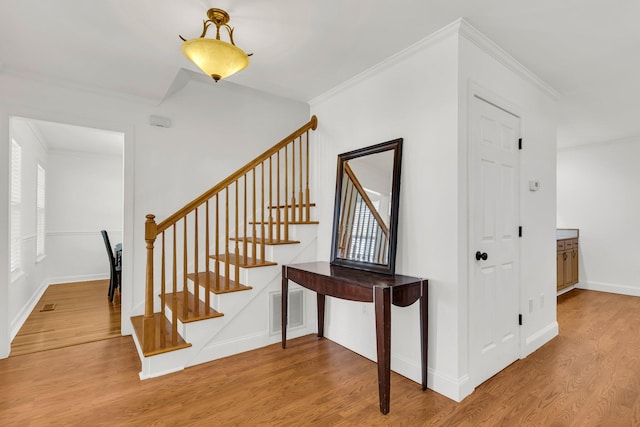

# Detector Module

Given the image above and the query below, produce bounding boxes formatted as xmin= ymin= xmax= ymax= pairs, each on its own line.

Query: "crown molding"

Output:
xmin=310 ymin=18 xmax=560 ymax=106
xmin=24 ymin=120 xmax=50 ymax=154
xmin=558 ymin=134 xmax=640 ymax=152
xmin=1 ymin=65 xmax=157 ymax=106
xmin=457 ymin=18 xmax=560 ymax=101
xmin=309 ymin=19 xmax=462 ymax=106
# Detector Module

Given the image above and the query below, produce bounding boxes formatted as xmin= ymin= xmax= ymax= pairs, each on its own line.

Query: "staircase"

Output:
xmin=131 ymin=116 xmax=319 ymax=378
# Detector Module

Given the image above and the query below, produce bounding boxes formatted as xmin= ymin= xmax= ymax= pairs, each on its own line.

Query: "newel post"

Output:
xmin=143 ymin=214 xmax=157 ymax=353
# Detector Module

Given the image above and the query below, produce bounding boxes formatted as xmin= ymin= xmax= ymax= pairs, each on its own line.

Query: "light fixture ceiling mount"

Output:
xmin=179 ymin=8 xmax=251 ymax=82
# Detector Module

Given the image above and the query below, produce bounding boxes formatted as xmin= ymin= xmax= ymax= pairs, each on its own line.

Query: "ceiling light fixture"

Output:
xmin=179 ymin=8 xmax=251 ymax=82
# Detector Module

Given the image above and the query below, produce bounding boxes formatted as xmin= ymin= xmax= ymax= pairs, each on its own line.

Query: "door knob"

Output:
xmin=475 ymin=251 xmax=488 ymax=261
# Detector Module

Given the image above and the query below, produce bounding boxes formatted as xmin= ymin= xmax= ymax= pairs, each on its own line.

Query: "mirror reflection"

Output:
xmin=336 ymin=150 xmax=394 ymax=264
xmin=330 ymin=138 xmax=402 ymax=275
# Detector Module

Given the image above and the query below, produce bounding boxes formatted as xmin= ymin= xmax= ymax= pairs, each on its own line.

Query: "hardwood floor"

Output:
xmin=2 ymin=289 xmax=640 ymax=426
xmin=10 ymin=280 xmax=120 ymax=357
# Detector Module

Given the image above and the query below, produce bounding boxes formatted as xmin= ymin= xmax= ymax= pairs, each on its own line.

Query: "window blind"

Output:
xmin=10 ymin=140 xmax=22 ymax=272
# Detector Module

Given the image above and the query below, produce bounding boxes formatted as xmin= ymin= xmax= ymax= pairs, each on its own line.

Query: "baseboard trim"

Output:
xmin=139 ymin=364 xmax=185 ymax=380
xmin=390 ymin=353 xmax=421 ymax=384
xmin=577 ymin=281 xmax=640 ymax=297
xmin=189 ymin=326 xmax=316 ymax=368
xmin=430 ymin=370 xmax=473 ymax=403
xmin=48 ymin=273 xmax=109 ymax=285
xmin=10 ymin=279 xmax=49 ymax=341
xmin=390 ymin=353 xmax=471 ymax=402
xmin=557 ymin=285 xmax=576 ymax=296
xmin=523 ymin=321 xmax=559 ymax=358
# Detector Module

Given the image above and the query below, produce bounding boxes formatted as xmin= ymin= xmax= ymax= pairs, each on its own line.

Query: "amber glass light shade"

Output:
xmin=182 ymin=38 xmax=250 ymax=81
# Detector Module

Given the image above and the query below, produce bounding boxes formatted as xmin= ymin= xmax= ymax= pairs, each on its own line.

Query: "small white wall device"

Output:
xmin=149 ymin=115 xmax=172 ymax=128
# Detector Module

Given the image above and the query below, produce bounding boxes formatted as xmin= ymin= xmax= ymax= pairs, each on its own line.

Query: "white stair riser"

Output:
xmin=174 ymin=224 xmax=319 ymax=281
xmin=262 ymin=206 xmax=318 ymax=222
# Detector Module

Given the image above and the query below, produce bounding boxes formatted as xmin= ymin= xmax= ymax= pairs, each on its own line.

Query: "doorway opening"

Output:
xmin=8 ymin=116 xmax=124 ymax=356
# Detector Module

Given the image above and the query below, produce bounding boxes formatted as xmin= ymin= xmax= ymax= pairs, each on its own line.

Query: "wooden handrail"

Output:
xmin=156 ymin=115 xmax=317 ymax=234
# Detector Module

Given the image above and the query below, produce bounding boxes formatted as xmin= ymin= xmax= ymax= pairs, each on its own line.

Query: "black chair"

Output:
xmin=101 ymin=230 xmax=121 ymax=302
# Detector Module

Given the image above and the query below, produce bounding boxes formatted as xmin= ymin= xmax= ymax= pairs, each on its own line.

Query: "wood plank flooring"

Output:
xmin=2 ymin=289 xmax=640 ymax=425
xmin=10 ymin=280 xmax=120 ymax=357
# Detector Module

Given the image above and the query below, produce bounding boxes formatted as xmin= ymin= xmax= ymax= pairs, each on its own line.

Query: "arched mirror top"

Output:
xmin=330 ymin=138 xmax=403 ymax=275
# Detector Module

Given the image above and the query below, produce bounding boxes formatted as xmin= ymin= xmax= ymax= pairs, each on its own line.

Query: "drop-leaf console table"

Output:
xmin=281 ymin=261 xmax=428 ymax=414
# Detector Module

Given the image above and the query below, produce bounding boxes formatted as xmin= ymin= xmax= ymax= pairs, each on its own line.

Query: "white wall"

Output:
xmin=0 ymin=113 xmax=8 ymax=357
xmin=309 ymin=19 xmax=558 ymax=402
xmin=0 ymin=71 xmax=309 ymax=355
xmin=311 ymin=26 xmax=462 ymax=399
xmin=557 ymin=138 xmax=640 ymax=294
xmin=46 ymin=150 xmax=123 ymax=283
xmin=8 ymin=117 xmax=49 ymax=339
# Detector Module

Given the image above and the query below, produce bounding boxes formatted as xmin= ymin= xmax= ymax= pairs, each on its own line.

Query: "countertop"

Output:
xmin=557 ymin=229 xmax=579 ymax=240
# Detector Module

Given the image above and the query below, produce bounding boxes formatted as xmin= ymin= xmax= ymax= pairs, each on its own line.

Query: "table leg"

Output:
xmin=317 ymin=293 xmax=325 ymax=338
xmin=420 ymin=279 xmax=428 ymax=390
xmin=281 ymin=266 xmax=288 ymax=349
xmin=374 ymin=285 xmax=391 ymax=415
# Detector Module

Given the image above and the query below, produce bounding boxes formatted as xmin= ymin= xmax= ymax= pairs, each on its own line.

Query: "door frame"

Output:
xmin=466 ymin=81 xmax=526 ymax=388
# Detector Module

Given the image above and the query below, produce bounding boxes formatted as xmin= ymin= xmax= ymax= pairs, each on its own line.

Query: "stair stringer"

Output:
xmin=185 ymin=225 xmax=317 ymax=366
xmin=135 ymin=223 xmax=318 ymax=379
xmin=186 ymin=233 xmax=318 ymax=367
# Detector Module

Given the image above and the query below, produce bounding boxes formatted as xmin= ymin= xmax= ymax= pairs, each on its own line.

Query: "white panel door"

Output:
xmin=469 ymin=95 xmax=521 ymax=387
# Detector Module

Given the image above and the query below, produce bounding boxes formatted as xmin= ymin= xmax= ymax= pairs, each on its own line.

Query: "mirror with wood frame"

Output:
xmin=330 ymin=138 xmax=403 ymax=275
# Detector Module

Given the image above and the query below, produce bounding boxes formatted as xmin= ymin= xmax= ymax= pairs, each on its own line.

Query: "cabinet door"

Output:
xmin=557 ymin=251 xmax=565 ymax=290
xmin=570 ymin=247 xmax=579 ymax=285
xmin=563 ymin=250 xmax=572 ymax=287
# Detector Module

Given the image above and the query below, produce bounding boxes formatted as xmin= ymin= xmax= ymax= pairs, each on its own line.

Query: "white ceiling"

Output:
xmin=25 ymin=119 xmax=124 ymax=157
xmin=2 ymin=0 xmax=639 ymax=149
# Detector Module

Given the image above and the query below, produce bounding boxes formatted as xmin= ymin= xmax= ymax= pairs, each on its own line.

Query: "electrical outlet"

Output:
xmin=529 ymin=299 xmax=534 ymax=313
xmin=540 ymin=294 xmax=544 ymax=309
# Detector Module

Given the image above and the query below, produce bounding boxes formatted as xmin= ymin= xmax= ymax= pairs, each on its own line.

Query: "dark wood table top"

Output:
xmin=285 ymin=261 xmax=422 ymax=287
xmin=284 ymin=262 xmax=424 ymax=306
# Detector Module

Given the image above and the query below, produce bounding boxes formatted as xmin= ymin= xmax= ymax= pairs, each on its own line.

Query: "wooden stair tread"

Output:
xmin=162 ymin=291 xmax=224 ymax=323
xmin=210 ymin=253 xmax=277 ymax=268
xmin=268 ymin=202 xmax=316 ymax=209
xmin=229 ymin=236 xmax=300 ymax=245
xmin=187 ymin=271 xmax=253 ymax=294
xmin=249 ymin=220 xmax=319 ymax=225
xmin=131 ymin=313 xmax=191 ymax=357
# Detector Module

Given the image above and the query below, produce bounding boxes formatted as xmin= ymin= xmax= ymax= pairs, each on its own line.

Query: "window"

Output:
xmin=10 ymin=139 xmax=22 ymax=272
xmin=348 ymin=189 xmax=381 ymax=262
xmin=36 ymin=164 xmax=46 ymax=258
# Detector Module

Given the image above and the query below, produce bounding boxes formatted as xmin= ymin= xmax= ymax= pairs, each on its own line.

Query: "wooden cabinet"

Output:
xmin=557 ymin=237 xmax=579 ymax=291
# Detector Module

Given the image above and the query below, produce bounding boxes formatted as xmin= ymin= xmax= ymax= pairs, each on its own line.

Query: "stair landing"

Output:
xmin=131 ymin=313 xmax=191 ymax=357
